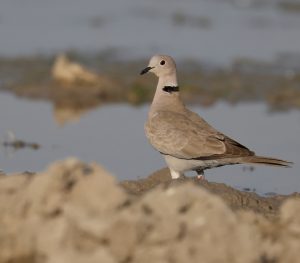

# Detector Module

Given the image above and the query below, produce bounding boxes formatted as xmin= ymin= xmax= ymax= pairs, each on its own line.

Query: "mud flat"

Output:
xmin=1 ymin=54 xmax=300 ymax=112
xmin=0 ymin=159 xmax=299 ymax=263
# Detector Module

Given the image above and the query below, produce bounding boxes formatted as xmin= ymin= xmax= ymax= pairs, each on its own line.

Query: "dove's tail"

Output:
xmin=241 ymin=156 xmax=293 ymax=167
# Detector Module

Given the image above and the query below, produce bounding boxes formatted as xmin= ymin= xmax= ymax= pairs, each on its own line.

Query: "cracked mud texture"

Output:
xmin=0 ymin=159 xmax=299 ymax=263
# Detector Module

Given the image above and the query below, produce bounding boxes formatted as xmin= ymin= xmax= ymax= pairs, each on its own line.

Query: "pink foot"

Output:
xmin=196 ymin=174 xmax=206 ymax=180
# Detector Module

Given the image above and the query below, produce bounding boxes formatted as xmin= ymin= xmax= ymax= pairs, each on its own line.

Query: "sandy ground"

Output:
xmin=0 ymin=159 xmax=299 ymax=263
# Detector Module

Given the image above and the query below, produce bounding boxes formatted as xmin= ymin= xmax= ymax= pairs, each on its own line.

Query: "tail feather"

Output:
xmin=242 ymin=156 xmax=293 ymax=167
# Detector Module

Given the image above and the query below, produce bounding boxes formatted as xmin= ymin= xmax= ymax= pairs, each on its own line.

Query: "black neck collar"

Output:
xmin=163 ymin=86 xmax=179 ymax=93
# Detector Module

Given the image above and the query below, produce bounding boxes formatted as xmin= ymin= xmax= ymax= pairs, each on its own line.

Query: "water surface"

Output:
xmin=0 ymin=92 xmax=299 ymax=195
xmin=1 ymin=0 xmax=300 ymax=66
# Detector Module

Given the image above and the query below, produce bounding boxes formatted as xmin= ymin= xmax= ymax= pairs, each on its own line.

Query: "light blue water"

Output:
xmin=1 ymin=0 xmax=300 ymax=65
xmin=0 ymin=92 xmax=299 ymax=195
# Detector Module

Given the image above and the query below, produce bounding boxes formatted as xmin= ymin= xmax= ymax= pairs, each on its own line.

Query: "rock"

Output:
xmin=52 ymin=54 xmax=98 ymax=85
xmin=52 ymin=54 xmax=99 ymax=85
xmin=50 ymin=54 xmax=121 ymax=125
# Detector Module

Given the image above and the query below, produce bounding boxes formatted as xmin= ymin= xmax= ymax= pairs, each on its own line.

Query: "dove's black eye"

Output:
xmin=160 ymin=60 xmax=165 ymax=65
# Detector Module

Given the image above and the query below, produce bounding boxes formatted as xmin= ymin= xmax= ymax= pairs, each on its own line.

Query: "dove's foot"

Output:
xmin=196 ymin=169 xmax=206 ymax=181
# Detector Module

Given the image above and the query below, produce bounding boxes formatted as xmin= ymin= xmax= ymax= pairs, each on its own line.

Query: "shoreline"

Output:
xmin=0 ymin=54 xmax=300 ymax=112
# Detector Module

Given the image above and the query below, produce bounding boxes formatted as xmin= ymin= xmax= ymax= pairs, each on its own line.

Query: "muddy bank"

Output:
xmin=121 ymin=168 xmax=300 ymax=220
xmin=0 ymin=159 xmax=299 ymax=263
xmin=1 ymin=54 xmax=300 ymax=116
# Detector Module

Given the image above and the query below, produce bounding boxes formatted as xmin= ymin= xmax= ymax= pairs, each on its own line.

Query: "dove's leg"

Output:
xmin=196 ymin=169 xmax=206 ymax=180
xmin=169 ymin=169 xmax=184 ymax=179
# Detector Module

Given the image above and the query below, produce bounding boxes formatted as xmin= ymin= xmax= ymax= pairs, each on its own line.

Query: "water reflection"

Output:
xmin=54 ymin=102 xmax=99 ymax=126
xmin=0 ymin=92 xmax=299 ymax=194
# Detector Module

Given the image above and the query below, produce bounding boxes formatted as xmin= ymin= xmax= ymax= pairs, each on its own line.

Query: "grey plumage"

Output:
xmin=141 ymin=54 xmax=292 ymax=179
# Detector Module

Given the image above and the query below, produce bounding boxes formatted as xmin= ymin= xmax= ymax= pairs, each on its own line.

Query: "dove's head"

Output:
xmin=140 ymin=55 xmax=177 ymax=78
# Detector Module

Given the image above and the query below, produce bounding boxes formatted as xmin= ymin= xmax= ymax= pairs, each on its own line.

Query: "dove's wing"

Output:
xmin=145 ymin=110 xmax=254 ymax=160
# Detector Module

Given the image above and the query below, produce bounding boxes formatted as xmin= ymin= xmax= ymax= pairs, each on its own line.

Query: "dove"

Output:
xmin=141 ymin=54 xmax=292 ymax=179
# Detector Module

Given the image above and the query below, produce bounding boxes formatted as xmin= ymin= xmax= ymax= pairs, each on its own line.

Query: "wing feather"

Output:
xmin=145 ymin=110 xmax=254 ymax=160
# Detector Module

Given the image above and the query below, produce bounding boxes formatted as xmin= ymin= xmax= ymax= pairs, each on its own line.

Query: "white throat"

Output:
xmin=158 ymin=73 xmax=178 ymax=87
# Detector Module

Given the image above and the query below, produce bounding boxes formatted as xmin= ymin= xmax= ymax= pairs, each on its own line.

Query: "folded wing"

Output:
xmin=145 ymin=110 xmax=254 ymax=160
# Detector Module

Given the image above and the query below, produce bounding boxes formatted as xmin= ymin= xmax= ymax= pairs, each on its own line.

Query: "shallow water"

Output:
xmin=0 ymin=92 xmax=299 ymax=195
xmin=1 ymin=0 xmax=300 ymax=66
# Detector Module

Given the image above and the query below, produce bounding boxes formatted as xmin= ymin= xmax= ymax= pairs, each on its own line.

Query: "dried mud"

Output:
xmin=121 ymin=168 xmax=300 ymax=220
xmin=0 ymin=159 xmax=299 ymax=263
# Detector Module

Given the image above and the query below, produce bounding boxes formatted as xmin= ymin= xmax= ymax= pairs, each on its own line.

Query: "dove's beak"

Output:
xmin=140 ymin=66 xmax=153 ymax=75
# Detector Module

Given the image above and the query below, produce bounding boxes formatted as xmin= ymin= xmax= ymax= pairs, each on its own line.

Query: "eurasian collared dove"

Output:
xmin=141 ymin=54 xmax=292 ymax=179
